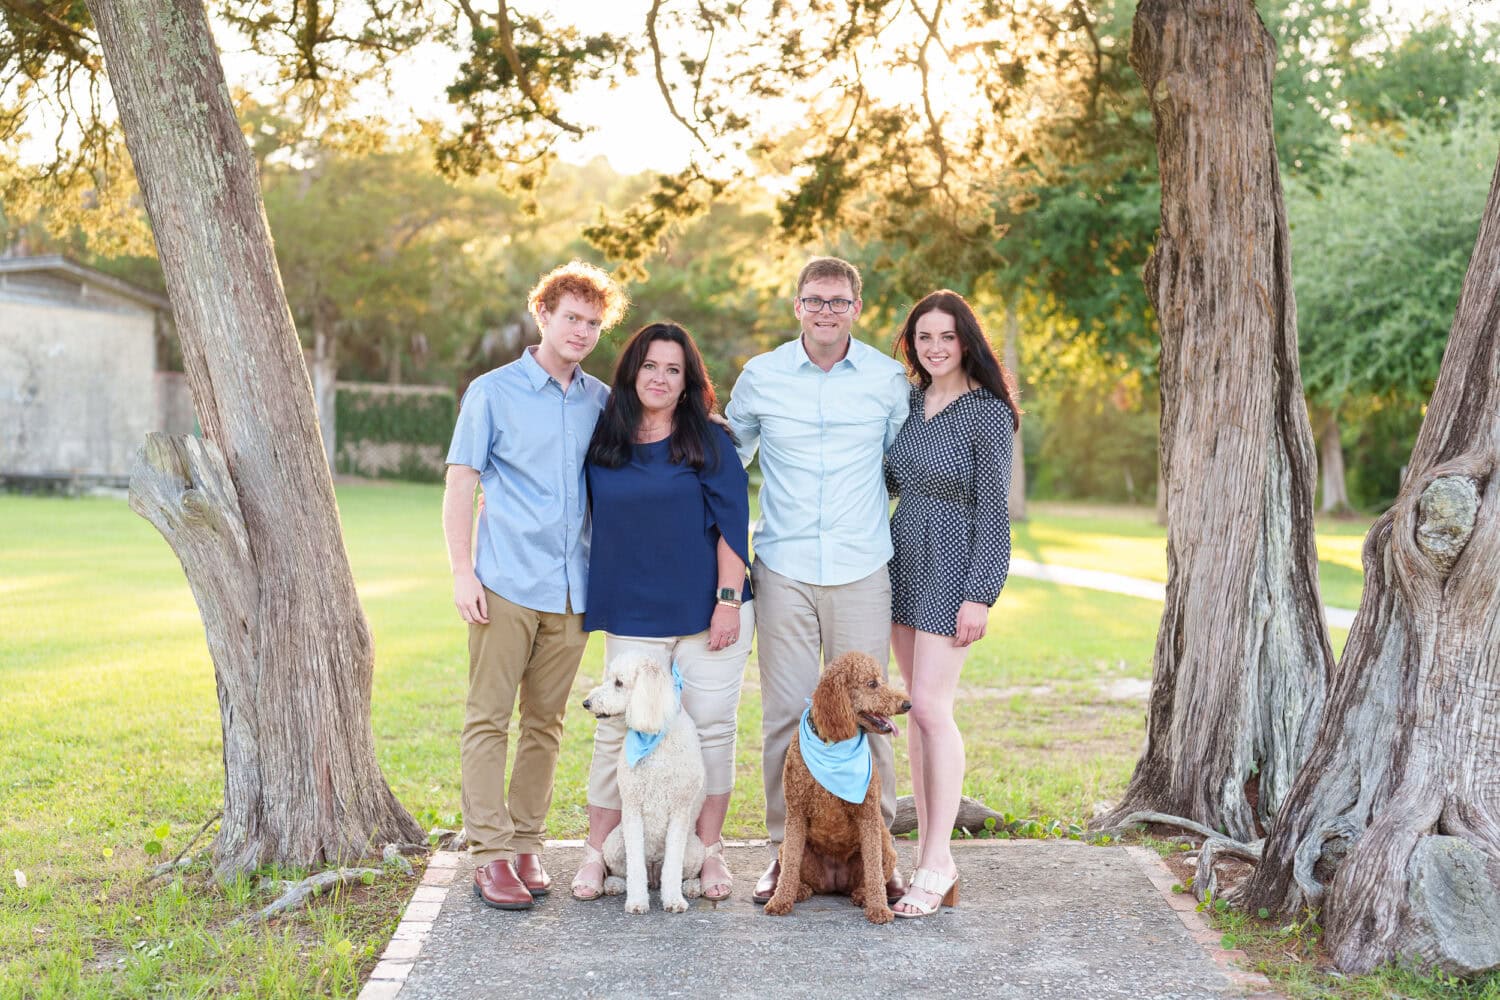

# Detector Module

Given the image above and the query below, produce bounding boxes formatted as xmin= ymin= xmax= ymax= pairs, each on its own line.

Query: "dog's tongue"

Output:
xmin=878 ymin=715 xmax=899 ymax=738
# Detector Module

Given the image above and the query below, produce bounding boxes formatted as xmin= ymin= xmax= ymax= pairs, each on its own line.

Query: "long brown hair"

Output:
xmin=587 ymin=322 xmax=724 ymax=469
xmin=896 ymin=290 xmax=1021 ymax=431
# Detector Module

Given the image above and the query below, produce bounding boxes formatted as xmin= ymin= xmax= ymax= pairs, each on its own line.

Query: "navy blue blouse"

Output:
xmin=584 ymin=425 xmax=752 ymax=637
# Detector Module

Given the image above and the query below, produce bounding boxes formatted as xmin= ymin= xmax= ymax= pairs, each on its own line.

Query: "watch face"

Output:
xmin=718 ymin=587 xmax=738 ymax=601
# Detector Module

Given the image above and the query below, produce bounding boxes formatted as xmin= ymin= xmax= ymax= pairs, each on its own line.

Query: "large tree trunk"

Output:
xmin=1243 ymin=154 xmax=1500 ymax=978
xmin=1093 ymin=0 xmax=1333 ymax=842
xmin=88 ymin=0 xmax=423 ymax=873
xmin=1003 ymin=302 xmax=1027 ymax=522
xmin=1317 ymin=407 xmax=1351 ymax=514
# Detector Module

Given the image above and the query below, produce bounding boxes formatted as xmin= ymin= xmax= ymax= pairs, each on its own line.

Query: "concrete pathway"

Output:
xmin=1008 ymin=557 xmax=1358 ymax=630
xmin=359 ymin=841 xmax=1279 ymax=999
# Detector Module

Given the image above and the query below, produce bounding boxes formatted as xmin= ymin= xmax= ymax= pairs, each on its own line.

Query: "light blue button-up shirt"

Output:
xmin=446 ymin=346 xmax=610 ymax=614
xmin=726 ymin=335 xmax=910 ymax=586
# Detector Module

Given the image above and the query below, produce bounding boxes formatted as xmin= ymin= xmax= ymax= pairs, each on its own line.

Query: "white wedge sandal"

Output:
xmin=893 ymin=867 xmax=960 ymax=918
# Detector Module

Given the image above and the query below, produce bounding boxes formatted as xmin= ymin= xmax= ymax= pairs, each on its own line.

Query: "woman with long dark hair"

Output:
xmin=570 ymin=322 xmax=753 ymax=903
xmin=886 ymin=290 xmax=1019 ymax=917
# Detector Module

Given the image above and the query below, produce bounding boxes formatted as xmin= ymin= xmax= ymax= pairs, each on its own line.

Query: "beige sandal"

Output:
xmin=700 ymin=841 xmax=733 ymax=901
xmin=570 ymin=842 xmax=607 ymax=901
xmin=893 ymin=867 xmax=959 ymax=918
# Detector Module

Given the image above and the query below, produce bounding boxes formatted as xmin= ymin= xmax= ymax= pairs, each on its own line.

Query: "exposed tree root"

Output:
xmin=239 ymin=867 xmax=384 ymax=924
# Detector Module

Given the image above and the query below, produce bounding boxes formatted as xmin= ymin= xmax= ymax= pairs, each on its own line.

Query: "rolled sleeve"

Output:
xmin=725 ymin=372 xmax=761 ymax=467
xmin=883 ymin=371 xmax=911 ymax=452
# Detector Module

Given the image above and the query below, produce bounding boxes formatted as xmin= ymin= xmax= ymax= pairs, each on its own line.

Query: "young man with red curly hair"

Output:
xmin=442 ymin=261 xmax=629 ymax=911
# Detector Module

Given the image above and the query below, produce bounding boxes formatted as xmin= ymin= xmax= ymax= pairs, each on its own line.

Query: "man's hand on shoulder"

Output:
xmin=454 ymin=571 xmax=489 ymax=625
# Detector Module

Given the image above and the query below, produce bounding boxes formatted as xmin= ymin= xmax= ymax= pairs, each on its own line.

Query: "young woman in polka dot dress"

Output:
xmin=885 ymin=289 xmax=1021 ymax=918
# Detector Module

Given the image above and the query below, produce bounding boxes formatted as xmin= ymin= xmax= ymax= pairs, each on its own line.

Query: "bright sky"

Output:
xmin=361 ymin=0 xmax=1474 ymax=176
xmin=17 ymin=0 xmax=1475 ymax=174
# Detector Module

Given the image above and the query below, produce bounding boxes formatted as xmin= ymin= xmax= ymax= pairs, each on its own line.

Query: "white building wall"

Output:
xmin=0 ymin=299 xmax=157 ymax=479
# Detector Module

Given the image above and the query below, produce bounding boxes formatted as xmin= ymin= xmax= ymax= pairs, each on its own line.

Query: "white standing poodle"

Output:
xmin=582 ymin=653 xmax=706 ymax=913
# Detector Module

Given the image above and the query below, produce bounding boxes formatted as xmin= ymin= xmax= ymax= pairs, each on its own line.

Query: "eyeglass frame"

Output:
xmin=797 ymin=296 xmax=856 ymax=314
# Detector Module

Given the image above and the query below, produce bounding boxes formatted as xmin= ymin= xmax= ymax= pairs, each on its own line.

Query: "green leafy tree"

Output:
xmin=1291 ymin=111 xmax=1500 ymax=510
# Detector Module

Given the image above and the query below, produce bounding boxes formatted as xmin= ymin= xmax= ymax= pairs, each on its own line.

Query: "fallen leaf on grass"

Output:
xmin=13 ymin=870 xmax=25 ymax=889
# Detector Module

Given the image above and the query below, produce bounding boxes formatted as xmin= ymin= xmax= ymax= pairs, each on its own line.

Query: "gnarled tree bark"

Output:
xmin=88 ymin=0 xmax=423 ymax=873
xmin=1243 ymin=154 xmax=1500 ymax=978
xmin=1092 ymin=0 xmax=1333 ymax=842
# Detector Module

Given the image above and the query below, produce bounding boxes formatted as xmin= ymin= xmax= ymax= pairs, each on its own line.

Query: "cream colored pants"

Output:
xmin=586 ymin=601 xmax=755 ymax=806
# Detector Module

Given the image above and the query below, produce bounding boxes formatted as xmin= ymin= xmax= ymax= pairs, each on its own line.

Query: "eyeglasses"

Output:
xmin=799 ymin=296 xmax=855 ymax=314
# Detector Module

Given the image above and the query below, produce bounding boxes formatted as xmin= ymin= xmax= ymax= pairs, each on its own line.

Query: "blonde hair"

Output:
xmin=527 ymin=260 xmax=630 ymax=329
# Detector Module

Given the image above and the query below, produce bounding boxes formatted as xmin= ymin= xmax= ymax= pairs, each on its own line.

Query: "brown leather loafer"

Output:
xmin=886 ymin=868 xmax=907 ymax=904
xmin=752 ymin=857 xmax=780 ymax=905
xmin=473 ymin=859 xmax=534 ymax=910
xmin=513 ymin=853 xmax=552 ymax=897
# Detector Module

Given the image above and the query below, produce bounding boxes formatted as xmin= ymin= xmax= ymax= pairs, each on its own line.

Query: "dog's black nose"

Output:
xmin=901 ymin=700 xmax=912 ymax=712
xmin=582 ymin=698 xmax=593 ymax=710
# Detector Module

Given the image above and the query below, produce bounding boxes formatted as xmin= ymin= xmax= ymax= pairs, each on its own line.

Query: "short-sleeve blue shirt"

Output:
xmin=446 ymin=347 xmax=610 ymax=614
xmin=583 ymin=426 xmax=751 ymax=637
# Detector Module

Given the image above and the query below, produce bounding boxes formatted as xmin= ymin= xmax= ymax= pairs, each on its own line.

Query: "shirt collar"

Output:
xmin=519 ymin=344 xmax=581 ymax=392
xmin=791 ymin=334 xmax=867 ymax=372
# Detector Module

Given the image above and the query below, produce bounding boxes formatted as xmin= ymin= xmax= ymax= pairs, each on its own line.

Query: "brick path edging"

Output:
xmin=1122 ymin=846 xmax=1281 ymax=998
xmin=357 ymin=850 xmax=462 ymax=1000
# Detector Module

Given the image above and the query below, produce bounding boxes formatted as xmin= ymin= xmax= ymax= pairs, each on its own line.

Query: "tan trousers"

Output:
xmin=461 ymin=588 xmax=588 ymax=863
xmin=586 ymin=601 xmax=756 ymax=806
xmin=752 ymin=562 xmax=896 ymax=842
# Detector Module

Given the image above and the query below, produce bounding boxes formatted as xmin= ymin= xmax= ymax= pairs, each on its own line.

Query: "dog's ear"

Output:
xmin=811 ymin=664 xmax=859 ymax=742
xmin=625 ymin=657 xmax=673 ymax=734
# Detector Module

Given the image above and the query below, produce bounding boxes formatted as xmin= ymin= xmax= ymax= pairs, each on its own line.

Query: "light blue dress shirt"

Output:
xmin=446 ymin=346 xmax=610 ymax=614
xmin=725 ymin=335 xmax=910 ymax=586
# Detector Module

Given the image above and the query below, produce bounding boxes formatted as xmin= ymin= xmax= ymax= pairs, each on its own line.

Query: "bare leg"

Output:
xmin=893 ymin=628 xmax=967 ymax=915
xmin=695 ymin=792 xmax=732 ymax=897
xmin=891 ymin=624 xmax=925 ymax=859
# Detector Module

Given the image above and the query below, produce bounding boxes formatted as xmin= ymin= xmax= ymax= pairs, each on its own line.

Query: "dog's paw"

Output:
xmin=624 ymin=895 xmax=650 ymax=915
xmin=661 ymin=894 xmax=690 ymax=913
xmin=849 ymin=887 xmax=866 ymax=907
xmin=603 ymin=876 xmax=626 ymax=896
xmin=763 ymin=895 xmax=794 ymax=917
xmin=681 ymin=878 xmax=702 ymax=899
xmin=864 ymin=904 xmax=895 ymax=925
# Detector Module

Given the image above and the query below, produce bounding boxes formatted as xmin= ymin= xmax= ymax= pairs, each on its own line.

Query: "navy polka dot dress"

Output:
xmin=885 ymin=384 xmax=1014 ymax=636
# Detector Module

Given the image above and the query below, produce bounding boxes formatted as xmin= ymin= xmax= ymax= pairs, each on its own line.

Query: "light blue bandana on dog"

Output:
xmin=798 ymin=705 xmax=872 ymax=803
xmin=625 ymin=661 xmax=685 ymax=767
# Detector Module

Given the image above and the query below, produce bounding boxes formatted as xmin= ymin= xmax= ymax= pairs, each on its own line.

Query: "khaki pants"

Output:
xmin=461 ymin=588 xmax=588 ymax=863
xmin=752 ymin=562 xmax=895 ymax=842
xmin=587 ymin=601 xmax=755 ymax=806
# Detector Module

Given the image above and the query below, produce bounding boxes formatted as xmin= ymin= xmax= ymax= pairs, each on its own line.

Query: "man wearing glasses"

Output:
xmin=726 ymin=256 xmax=910 ymax=904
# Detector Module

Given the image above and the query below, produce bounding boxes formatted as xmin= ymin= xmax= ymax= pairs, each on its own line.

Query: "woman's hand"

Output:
xmin=707 ymin=603 xmax=741 ymax=651
xmin=952 ymin=601 xmax=989 ymax=647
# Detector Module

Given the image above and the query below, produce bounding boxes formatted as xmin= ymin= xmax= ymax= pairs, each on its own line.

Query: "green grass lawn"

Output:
xmin=1012 ymin=500 xmax=1373 ymax=611
xmin=0 ymin=486 xmax=1390 ymax=998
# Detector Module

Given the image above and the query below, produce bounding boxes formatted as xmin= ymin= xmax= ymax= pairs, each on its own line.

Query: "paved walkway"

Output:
xmin=359 ymin=841 xmax=1278 ymax=999
xmin=1008 ymin=558 xmax=1358 ymax=630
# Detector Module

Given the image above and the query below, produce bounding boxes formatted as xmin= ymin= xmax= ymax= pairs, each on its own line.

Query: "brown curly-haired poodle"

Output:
xmin=764 ymin=651 xmax=912 ymax=924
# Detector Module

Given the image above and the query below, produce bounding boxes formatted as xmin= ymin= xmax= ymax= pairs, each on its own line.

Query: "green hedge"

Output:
xmin=336 ymin=387 xmax=455 ymax=447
